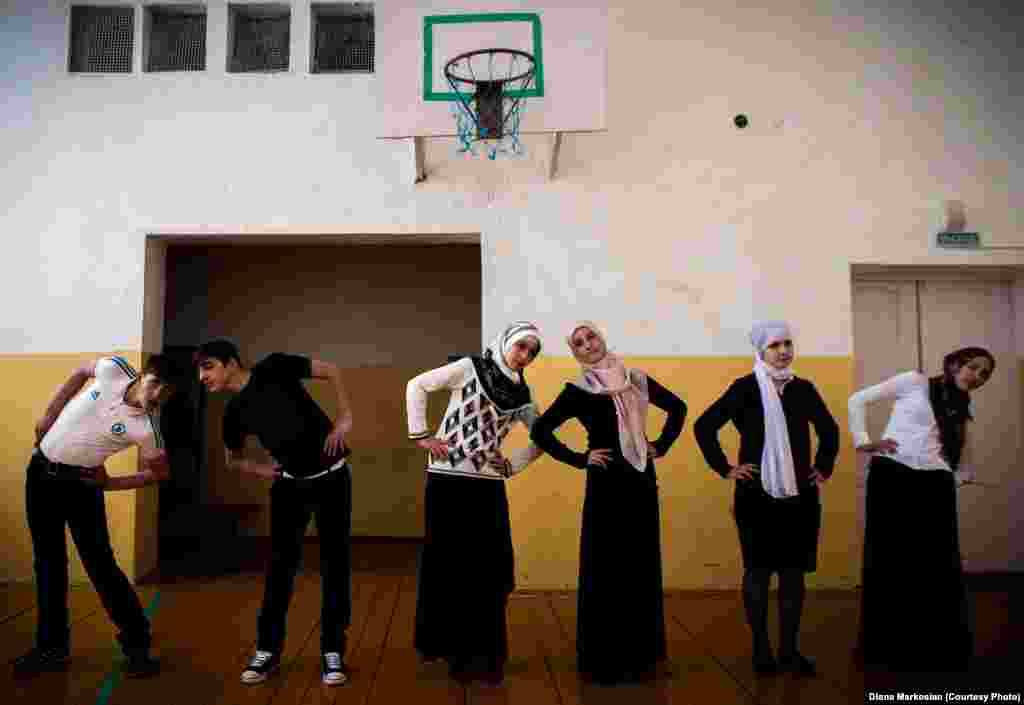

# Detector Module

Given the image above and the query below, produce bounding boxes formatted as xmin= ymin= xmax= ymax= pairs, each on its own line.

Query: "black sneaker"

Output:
xmin=12 ymin=646 xmax=71 ymax=677
xmin=123 ymin=648 xmax=160 ymax=678
xmin=241 ymin=650 xmax=279 ymax=685
xmin=321 ymin=652 xmax=348 ymax=686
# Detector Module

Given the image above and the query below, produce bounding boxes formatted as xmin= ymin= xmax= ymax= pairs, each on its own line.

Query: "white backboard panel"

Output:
xmin=376 ymin=1 xmax=608 ymax=138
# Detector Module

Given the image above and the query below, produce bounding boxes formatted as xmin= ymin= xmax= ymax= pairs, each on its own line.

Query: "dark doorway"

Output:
xmin=157 ymin=345 xmax=209 ymax=572
xmin=156 ymin=239 xmax=482 ymax=576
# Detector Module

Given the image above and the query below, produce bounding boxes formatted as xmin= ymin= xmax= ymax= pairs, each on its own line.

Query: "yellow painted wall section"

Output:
xmin=134 ymin=483 xmax=159 ymax=582
xmin=507 ymin=355 xmax=860 ymax=590
xmin=0 ymin=351 xmax=862 ymax=589
xmin=0 ymin=353 xmax=143 ymax=584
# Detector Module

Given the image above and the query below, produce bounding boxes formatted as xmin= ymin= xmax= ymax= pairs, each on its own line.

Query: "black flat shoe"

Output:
xmin=752 ymin=652 xmax=778 ymax=675
xmin=448 ymin=660 xmax=473 ymax=684
xmin=123 ymin=651 xmax=160 ymax=678
xmin=778 ymin=652 xmax=816 ymax=675
xmin=12 ymin=647 xmax=71 ymax=678
xmin=480 ymin=668 xmax=504 ymax=686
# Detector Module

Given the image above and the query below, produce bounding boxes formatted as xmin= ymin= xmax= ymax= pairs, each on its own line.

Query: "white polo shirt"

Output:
xmin=39 ymin=356 xmax=164 ymax=468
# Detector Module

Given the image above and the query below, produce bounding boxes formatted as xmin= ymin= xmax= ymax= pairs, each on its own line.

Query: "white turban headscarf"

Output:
xmin=750 ymin=321 xmax=799 ymax=499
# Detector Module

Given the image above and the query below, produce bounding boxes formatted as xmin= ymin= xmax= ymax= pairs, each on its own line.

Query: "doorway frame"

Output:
xmin=139 ymin=230 xmax=484 ymax=580
xmin=848 ymin=262 xmax=1023 ymax=579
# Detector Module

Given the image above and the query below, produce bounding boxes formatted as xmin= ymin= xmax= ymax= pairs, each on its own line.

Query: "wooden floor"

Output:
xmin=1 ymin=543 xmax=1019 ymax=705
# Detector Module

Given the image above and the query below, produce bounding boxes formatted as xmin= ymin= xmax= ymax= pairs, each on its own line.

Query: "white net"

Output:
xmin=451 ymin=99 xmax=527 ymax=160
xmin=444 ymin=49 xmax=535 ymax=160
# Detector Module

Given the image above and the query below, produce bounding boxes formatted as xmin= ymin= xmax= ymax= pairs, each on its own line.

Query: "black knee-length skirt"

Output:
xmin=733 ymin=479 xmax=821 ymax=574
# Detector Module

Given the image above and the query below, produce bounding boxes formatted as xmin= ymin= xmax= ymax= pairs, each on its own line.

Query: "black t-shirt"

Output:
xmin=223 ymin=353 xmax=334 ymax=476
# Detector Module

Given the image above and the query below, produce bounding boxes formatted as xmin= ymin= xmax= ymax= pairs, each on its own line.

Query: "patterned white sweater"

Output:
xmin=406 ymin=357 xmax=543 ymax=479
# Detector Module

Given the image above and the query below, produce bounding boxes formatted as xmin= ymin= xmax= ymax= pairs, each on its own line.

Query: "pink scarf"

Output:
xmin=569 ymin=323 xmax=650 ymax=472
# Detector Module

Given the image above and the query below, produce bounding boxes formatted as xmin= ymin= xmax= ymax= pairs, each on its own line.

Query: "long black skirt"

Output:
xmin=414 ymin=473 xmax=514 ymax=673
xmin=577 ymin=463 xmax=666 ymax=681
xmin=858 ymin=456 xmax=971 ymax=670
xmin=733 ymin=479 xmax=821 ymax=574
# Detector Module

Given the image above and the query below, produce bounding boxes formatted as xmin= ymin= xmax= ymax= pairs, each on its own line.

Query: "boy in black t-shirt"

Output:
xmin=196 ymin=340 xmax=354 ymax=686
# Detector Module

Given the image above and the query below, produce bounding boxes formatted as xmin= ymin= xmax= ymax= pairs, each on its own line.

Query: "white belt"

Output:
xmin=280 ymin=458 xmax=348 ymax=481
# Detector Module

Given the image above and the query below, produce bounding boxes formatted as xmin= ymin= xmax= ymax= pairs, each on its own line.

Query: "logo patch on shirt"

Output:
xmin=90 ymin=390 xmax=100 ymax=400
xmin=111 ymin=422 xmax=127 ymax=436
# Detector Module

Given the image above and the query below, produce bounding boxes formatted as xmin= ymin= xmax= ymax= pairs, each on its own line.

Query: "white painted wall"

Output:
xmin=1 ymin=0 xmax=1022 ymax=357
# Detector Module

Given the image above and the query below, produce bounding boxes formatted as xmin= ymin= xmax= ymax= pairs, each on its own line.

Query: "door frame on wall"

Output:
xmin=851 ymin=265 xmax=1020 ymax=368
xmin=141 ymin=230 xmax=484 ymax=574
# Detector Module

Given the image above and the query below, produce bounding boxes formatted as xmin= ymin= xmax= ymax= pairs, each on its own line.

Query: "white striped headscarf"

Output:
xmin=488 ymin=321 xmax=542 ymax=382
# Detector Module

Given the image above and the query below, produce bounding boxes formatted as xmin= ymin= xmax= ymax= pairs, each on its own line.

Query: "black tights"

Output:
xmin=742 ymin=569 xmax=806 ymax=658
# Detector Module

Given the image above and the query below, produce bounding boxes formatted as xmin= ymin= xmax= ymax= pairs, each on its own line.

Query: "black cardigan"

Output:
xmin=693 ymin=374 xmax=839 ymax=484
xmin=530 ymin=375 xmax=687 ymax=470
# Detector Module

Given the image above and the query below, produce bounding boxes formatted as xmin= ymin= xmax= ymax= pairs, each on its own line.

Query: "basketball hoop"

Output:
xmin=444 ymin=48 xmax=536 ymax=160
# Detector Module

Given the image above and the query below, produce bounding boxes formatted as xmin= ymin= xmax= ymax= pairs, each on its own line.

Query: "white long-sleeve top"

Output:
xmin=406 ymin=357 xmax=543 ymax=480
xmin=848 ymin=370 xmax=975 ymax=483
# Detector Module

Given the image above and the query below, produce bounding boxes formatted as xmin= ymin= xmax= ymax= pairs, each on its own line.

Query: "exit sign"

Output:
xmin=936 ymin=231 xmax=980 ymax=249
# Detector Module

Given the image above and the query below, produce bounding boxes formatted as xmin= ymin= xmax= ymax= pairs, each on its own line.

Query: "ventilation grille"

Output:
xmin=312 ymin=6 xmax=374 ymax=74
xmin=69 ymin=5 xmax=134 ymax=73
xmin=229 ymin=5 xmax=290 ymax=72
xmin=146 ymin=7 xmax=206 ymax=72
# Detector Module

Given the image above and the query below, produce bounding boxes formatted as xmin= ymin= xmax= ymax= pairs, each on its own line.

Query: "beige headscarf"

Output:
xmin=567 ymin=321 xmax=650 ymax=472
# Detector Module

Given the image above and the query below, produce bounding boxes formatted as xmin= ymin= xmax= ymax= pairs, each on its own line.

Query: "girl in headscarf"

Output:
xmin=848 ymin=346 xmax=994 ymax=671
xmin=529 ymin=321 xmax=687 ymax=683
xmin=694 ymin=321 xmax=839 ymax=675
xmin=405 ymin=321 xmax=544 ymax=684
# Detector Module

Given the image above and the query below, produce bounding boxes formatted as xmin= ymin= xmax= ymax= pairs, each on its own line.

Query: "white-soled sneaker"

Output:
xmin=321 ymin=652 xmax=348 ymax=686
xmin=240 ymin=650 xmax=279 ymax=684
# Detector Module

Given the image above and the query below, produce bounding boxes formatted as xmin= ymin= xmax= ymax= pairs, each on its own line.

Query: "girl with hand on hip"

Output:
xmin=694 ymin=321 xmax=839 ymax=675
xmin=848 ymin=346 xmax=994 ymax=671
xmin=530 ymin=321 xmax=687 ymax=684
xmin=405 ymin=321 xmax=545 ymax=684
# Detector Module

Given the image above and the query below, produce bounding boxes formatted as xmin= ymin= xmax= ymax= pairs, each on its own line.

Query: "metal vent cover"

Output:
xmin=229 ymin=4 xmax=290 ymax=73
xmin=69 ymin=5 xmax=135 ymax=73
xmin=312 ymin=4 xmax=374 ymax=74
xmin=146 ymin=6 xmax=206 ymax=72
